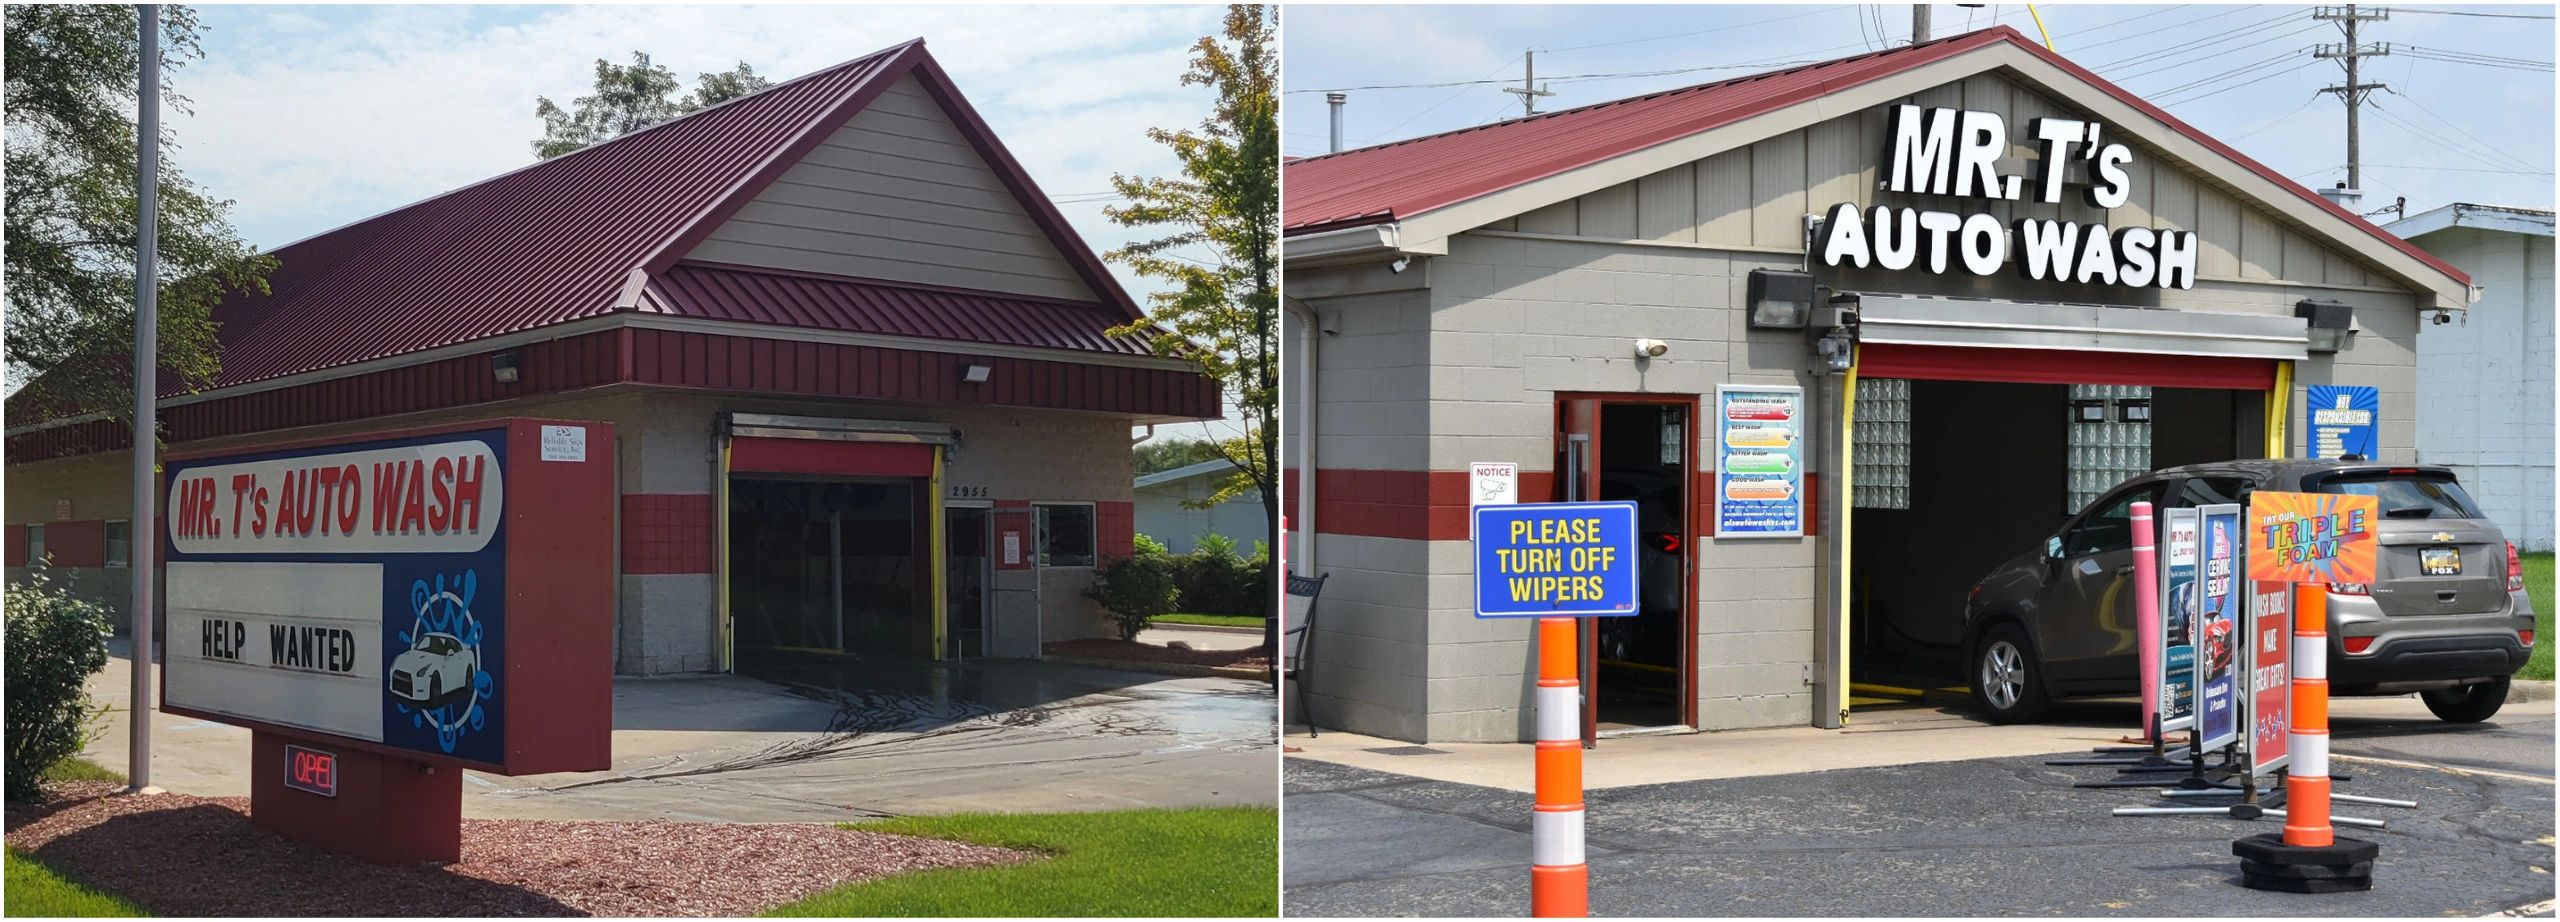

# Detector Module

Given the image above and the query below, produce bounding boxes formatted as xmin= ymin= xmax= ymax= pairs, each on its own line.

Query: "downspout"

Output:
xmin=1284 ymin=296 xmax=1319 ymax=576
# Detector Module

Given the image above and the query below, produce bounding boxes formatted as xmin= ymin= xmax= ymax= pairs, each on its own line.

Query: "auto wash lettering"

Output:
xmin=1818 ymin=106 xmax=2199 ymax=289
xmin=169 ymin=447 xmax=495 ymax=549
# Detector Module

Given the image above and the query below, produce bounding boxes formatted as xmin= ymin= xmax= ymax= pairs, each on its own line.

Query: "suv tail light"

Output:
xmin=2523 ymin=630 xmax=2537 ymax=648
xmin=2507 ymin=542 xmax=2525 ymax=593
xmin=2329 ymin=582 xmax=2371 ymax=596
xmin=2343 ymin=636 xmax=2376 ymax=654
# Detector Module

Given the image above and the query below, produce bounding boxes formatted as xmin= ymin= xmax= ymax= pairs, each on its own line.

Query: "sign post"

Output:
xmin=2231 ymin=490 xmax=2381 ymax=893
xmin=1474 ymin=500 xmax=1639 ymax=918
xmin=2132 ymin=502 xmax=2165 ymax=749
xmin=159 ymin=419 xmax=617 ymax=864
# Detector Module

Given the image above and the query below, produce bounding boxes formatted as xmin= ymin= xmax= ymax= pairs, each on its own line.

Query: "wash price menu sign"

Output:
xmin=1715 ymin=385 xmax=1804 ymax=538
xmin=2157 ymin=507 xmax=2200 ymax=731
xmin=2195 ymin=504 xmax=2245 ymax=751
xmin=1473 ymin=501 xmax=1640 ymax=618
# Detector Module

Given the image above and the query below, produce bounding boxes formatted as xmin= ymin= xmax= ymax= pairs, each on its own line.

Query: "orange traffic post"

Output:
xmin=2283 ymin=583 xmax=2333 ymax=847
xmin=1531 ymin=616 xmax=1587 ymax=917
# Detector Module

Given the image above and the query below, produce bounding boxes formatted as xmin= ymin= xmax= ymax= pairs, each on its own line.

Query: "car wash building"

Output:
xmin=6 ymin=39 xmax=1218 ymax=676
xmin=1280 ymin=26 xmax=2475 ymax=742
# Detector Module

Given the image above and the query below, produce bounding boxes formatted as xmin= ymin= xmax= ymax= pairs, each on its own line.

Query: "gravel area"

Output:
xmin=6 ymin=784 xmax=1029 ymax=916
xmin=1046 ymin=638 xmax=1272 ymax=669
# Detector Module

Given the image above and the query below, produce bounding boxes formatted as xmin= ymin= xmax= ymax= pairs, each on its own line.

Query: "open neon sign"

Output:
xmin=284 ymin=744 xmax=338 ymax=797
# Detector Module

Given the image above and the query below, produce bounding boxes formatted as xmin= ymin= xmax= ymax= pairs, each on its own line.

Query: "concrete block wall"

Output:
xmin=2410 ymin=227 xmax=2554 ymax=550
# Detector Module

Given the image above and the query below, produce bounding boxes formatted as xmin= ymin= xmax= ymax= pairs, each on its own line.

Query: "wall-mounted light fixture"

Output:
xmin=1633 ymin=338 xmax=1670 ymax=359
xmin=961 ymin=363 xmax=993 ymax=384
xmin=2295 ymin=298 xmax=2355 ymax=354
xmin=2116 ymin=399 xmax=2152 ymax=424
xmin=490 ymin=350 xmax=520 ymax=384
xmin=2071 ymin=399 xmax=2109 ymax=424
xmin=1747 ymin=268 xmax=1816 ymax=330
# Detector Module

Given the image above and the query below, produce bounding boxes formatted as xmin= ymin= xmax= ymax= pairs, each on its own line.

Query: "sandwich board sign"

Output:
xmin=160 ymin=418 xmax=617 ymax=863
xmin=2194 ymin=504 xmax=2245 ymax=752
xmin=1472 ymin=501 xmax=1639 ymax=618
xmin=2245 ymin=581 xmax=2292 ymax=774
xmin=2156 ymin=507 xmax=2201 ymax=731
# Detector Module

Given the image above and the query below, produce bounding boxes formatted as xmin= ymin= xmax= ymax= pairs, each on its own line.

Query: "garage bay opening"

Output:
xmin=1847 ymin=376 xmax=2264 ymax=704
xmin=729 ymin=477 xmax=932 ymax=667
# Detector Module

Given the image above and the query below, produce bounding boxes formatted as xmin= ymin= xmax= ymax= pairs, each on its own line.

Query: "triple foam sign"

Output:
xmin=1473 ymin=502 xmax=1640 ymax=618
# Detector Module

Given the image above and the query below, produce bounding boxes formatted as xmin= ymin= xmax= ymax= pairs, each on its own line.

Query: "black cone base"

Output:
xmin=2232 ymin=833 xmax=2378 ymax=892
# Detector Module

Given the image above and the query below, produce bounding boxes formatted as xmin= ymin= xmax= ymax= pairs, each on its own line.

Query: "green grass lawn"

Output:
xmin=768 ymin=807 xmax=1276 ymax=918
xmin=1149 ymin=613 xmax=1267 ymax=629
xmin=5 ymin=849 xmax=149 ymax=917
xmin=2523 ymin=552 xmax=2552 ymax=682
xmin=41 ymin=757 xmax=128 ymax=785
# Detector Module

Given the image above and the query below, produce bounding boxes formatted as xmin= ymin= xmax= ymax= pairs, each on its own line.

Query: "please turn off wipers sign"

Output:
xmin=1818 ymin=105 xmax=2200 ymax=290
xmin=1473 ymin=502 xmax=1640 ymax=619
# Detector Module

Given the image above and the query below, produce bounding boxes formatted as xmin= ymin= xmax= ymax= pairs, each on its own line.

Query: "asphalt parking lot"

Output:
xmin=1284 ymin=702 xmax=2555 ymax=917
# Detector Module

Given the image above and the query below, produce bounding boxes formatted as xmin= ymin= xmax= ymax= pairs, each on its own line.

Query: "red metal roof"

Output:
xmin=1283 ymin=26 xmax=2468 ymax=287
xmin=639 ymin=262 xmax=1155 ymax=356
xmin=90 ymin=37 xmax=1150 ymax=404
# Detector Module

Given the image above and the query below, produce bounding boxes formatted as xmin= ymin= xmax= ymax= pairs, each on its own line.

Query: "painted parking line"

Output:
xmin=2485 ymin=898 xmax=2555 ymax=918
xmin=2330 ymin=753 xmax=2555 ymax=786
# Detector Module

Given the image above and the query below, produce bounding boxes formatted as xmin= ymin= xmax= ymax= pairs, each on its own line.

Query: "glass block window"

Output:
xmin=2066 ymin=383 xmax=2153 ymax=512
xmin=1854 ymin=377 xmax=1911 ymax=509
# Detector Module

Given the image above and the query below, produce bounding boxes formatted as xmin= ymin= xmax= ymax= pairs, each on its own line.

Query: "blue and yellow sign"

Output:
xmin=1473 ymin=501 xmax=1640 ymax=619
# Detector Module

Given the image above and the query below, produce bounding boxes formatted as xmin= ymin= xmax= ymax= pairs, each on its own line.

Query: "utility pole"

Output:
xmin=2313 ymin=5 xmax=2390 ymax=192
xmin=1913 ymin=4 xmax=1932 ymax=43
xmin=130 ymin=2 xmax=162 ymax=796
xmin=1503 ymin=50 xmax=1554 ymax=118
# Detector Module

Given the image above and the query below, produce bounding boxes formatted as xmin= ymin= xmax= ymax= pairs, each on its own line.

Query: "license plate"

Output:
xmin=2420 ymin=546 xmax=2461 ymax=576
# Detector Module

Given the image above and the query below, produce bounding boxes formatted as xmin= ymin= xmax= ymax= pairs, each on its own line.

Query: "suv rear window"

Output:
xmin=2310 ymin=471 xmax=2485 ymax=520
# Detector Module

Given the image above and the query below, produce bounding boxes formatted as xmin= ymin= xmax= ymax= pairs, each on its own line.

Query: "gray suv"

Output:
xmin=1965 ymin=461 xmax=2535 ymax=724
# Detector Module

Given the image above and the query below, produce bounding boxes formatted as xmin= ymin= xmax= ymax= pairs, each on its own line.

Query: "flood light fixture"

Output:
xmin=1747 ymin=268 xmax=1816 ymax=330
xmin=490 ymin=350 xmax=520 ymax=384
xmin=2295 ymin=298 xmax=2355 ymax=354
xmin=961 ymin=364 xmax=993 ymax=384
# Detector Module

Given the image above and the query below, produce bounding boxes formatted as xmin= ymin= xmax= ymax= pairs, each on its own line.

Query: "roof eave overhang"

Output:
xmin=1384 ymin=41 xmax=2475 ymax=311
xmin=1279 ymin=220 xmax=1447 ymax=268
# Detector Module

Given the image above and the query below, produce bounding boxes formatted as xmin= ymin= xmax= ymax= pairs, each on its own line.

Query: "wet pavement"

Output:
xmin=80 ymin=643 xmax=1276 ymax=822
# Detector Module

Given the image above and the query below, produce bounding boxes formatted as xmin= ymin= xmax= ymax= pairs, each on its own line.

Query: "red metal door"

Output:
xmin=1557 ymin=398 xmax=1602 ymax=748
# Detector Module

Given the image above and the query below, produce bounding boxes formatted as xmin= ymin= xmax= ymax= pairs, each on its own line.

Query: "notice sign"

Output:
xmin=1473 ymin=501 xmax=1639 ymax=618
xmin=2158 ymin=507 xmax=2200 ymax=731
xmin=2247 ymin=581 xmax=2292 ymax=775
xmin=1471 ymin=462 xmax=1520 ymax=507
xmin=160 ymin=419 xmax=616 ymax=776
xmin=2195 ymin=504 xmax=2244 ymax=752
xmin=2305 ymin=385 xmax=2379 ymax=461
xmin=1715 ymin=385 xmax=1804 ymax=538
xmin=2245 ymin=491 xmax=2380 ymax=585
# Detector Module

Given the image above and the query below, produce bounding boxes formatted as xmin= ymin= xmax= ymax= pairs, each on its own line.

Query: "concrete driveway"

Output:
xmin=79 ymin=639 xmax=1275 ymax=823
xmin=1285 ymin=697 xmax=2555 ymax=917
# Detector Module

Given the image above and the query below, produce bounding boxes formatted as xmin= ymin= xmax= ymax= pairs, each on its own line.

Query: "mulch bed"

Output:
xmin=5 ymin=783 xmax=1029 ymax=916
xmin=1045 ymin=638 xmax=1272 ymax=670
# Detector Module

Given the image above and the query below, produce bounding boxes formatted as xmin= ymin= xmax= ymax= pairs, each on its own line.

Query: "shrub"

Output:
xmin=1169 ymin=534 xmax=1272 ymax=617
xmin=1084 ymin=554 xmax=1179 ymax=642
xmin=5 ymin=571 xmax=114 ymax=802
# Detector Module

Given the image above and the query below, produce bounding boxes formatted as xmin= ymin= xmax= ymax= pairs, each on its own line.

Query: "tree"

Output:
xmin=1102 ymin=4 xmax=1279 ymax=626
xmin=532 ymin=53 xmax=772 ymax=158
xmin=1135 ymin=437 xmax=1229 ymax=476
xmin=4 ymin=4 xmax=275 ymax=414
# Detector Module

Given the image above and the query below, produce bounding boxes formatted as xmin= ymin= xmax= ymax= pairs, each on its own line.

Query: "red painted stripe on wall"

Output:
xmin=5 ymin=524 xmax=25 ymax=567
xmin=1310 ymin=468 xmax=1821 ymax=541
xmin=40 ymin=520 xmax=104 ymax=568
xmin=1096 ymin=500 xmax=1135 ymax=562
xmin=622 ymin=494 xmax=713 ymax=575
xmin=1859 ymin=343 xmax=2277 ymax=390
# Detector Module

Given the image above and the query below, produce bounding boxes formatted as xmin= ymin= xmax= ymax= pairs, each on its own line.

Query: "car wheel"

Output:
xmin=1972 ymin=623 xmax=2050 ymax=724
xmin=2420 ymin=676 xmax=2509 ymax=723
xmin=430 ymin=674 xmax=444 ymax=704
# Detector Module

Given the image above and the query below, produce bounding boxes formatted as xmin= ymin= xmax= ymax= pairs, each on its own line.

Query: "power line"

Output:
xmin=1353 ymin=53 xmax=1524 ymax=145
xmin=1536 ymin=5 xmax=1854 ymax=55
xmin=2089 ymin=8 xmax=2304 ymax=73
xmin=2381 ymin=6 xmax=2553 ymax=19
xmin=2363 ymin=163 xmax=2555 ymax=177
xmin=2374 ymin=86 xmax=2543 ymax=173
xmin=2162 ymin=59 xmax=2322 ymax=105
xmin=2228 ymin=91 xmax=2326 ymax=140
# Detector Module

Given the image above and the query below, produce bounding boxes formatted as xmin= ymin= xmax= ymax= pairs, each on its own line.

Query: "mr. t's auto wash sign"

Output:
xmin=161 ymin=419 xmax=617 ymax=774
xmin=1819 ymin=105 xmax=2200 ymax=289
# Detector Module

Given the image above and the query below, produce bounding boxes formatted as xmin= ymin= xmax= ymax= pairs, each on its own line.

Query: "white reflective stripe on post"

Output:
xmin=2293 ymin=636 xmax=2327 ymax=680
xmin=1532 ymin=809 xmax=1585 ymax=866
xmin=1537 ymin=685 xmax=1579 ymax=742
xmin=2293 ymin=732 xmax=2329 ymax=778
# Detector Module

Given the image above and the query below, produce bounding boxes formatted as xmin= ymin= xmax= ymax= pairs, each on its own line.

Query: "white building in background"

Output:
xmin=1134 ymin=459 xmax=1269 ymax=555
xmin=2390 ymin=203 xmax=2555 ymax=552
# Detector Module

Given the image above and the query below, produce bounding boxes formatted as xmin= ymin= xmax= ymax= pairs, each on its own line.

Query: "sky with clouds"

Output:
xmin=165 ymin=3 xmax=1243 ymax=438
xmin=1283 ymin=4 xmax=2554 ymax=218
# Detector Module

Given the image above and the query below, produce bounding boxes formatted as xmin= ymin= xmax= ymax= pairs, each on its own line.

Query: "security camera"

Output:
xmin=1389 ymin=255 xmax=1411 ymax=274
xmin=1634 ymin=338 xmax=1670 ymax=358
xmin=2430 ymin=310 xmax=2452 ymax=326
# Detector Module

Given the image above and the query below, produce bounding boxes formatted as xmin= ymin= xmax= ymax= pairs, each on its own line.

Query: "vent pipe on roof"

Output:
xmin=2318 ymin=181 xmax=2365 ymax=211
xmin=1327 ymin=92 xmax=1346 ymax=153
